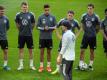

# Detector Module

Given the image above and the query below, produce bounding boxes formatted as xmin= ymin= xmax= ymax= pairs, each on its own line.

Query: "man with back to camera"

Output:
xmin=51 ymin=10 xmax=81 ymax=74
xmin=101 ymin=8 xmax=107 ymax=57
xmin=0 ymin=6 xmax=10 ymax=70
xmin=57 ymin=20 xmax=75 ymax=80
xmin=37 ymin=4 xmax=56 ymax=72
xmin=77 ymin=3 xmax=100 ymax=71
xmin=15 ymin=2 xmax=36 ymax=70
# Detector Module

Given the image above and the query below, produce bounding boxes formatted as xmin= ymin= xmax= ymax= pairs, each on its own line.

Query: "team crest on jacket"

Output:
xmin=20 ymin=17 xmax=22 ymax=20
xmin=50 ymin=17 xmax=53 ymax=21
xmin=85 ymin=18 xmax=88 ymax=20
xmin=71 ymin=23 xmax=74 ymax=27
xmin=28 ymin=16 xmax=31 ymax=19
xmin=4 ymin=19 xmax=7 ymax=23
xmin=92 ymin=18 xmax=95 ymax=21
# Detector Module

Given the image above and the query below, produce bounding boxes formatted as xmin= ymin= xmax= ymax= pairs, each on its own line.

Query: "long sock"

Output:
xmin=89 ymin=60 xmax=93 ymax=66
xmin=79 ymin=60 xmax=84 ymax=66
xmin=47 ymin=62 xmax=51 ymax=67
xmin=40 ymin=62 xmax=43 ymax=67
xmin=56 ymin=64 xmax=60 ymax=70
xmin=19 ymin=59 xmax=23 ymax=67
xmin=4 ymin=60 xmax=7 ymax=67
xmin=30 ymin=59 xmax=33 ymax=67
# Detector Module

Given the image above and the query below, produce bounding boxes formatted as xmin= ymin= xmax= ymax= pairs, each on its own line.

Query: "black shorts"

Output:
xmin=58 ymin=41 xmax=62 ymax=52
xmin=0 ymin=40 xmax=8 ymax=49
xmin=103 ymin=40 xmax=107 ymax=53
xmin=18 ymin=36 xmax=34 ymax=49
xmin=80 ymin=36 xmax=96 ymax=49
xmin=39 ymin=39 xmax=53 ymax=49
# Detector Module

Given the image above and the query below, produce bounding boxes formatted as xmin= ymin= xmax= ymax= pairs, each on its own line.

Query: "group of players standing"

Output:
xmin=0 ymin=1 xmax=107 ymax=80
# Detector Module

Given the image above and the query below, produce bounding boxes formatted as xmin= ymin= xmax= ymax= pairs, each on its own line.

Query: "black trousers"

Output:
xmin=60 ymin=59 xmax=74 ymax=80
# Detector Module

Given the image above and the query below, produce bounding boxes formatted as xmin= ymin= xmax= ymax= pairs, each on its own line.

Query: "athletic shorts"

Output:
xmin=39 ymin=39 xmax=53 ymax=49
xmin=18 ymin=36 xmax=34 ymax=49
xmin=0 ymin=40 xmax=8 ymax=49
xmin=80 ymin=36 xmax=96 ymax=49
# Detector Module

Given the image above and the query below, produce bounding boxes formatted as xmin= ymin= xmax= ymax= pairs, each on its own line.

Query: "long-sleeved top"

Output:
xmin=60 ymin=30 xmax=75 ymax=61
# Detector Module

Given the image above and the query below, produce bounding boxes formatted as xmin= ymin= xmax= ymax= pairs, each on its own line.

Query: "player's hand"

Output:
xmin=57 ymin=55 xmax=62 ymax=65
xmin=105 ymin=37 xmax=107 ymax=41
xmin=44 ymin=26 xmax=49 ymax=31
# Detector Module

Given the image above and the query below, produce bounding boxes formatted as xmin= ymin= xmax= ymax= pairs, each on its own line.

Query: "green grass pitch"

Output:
xmin=0 ymin=0 xmax=107 ymax=80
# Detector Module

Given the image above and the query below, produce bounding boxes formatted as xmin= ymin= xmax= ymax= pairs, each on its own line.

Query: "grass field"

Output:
xmin=0 ymin=0 xmax=107 ymax=80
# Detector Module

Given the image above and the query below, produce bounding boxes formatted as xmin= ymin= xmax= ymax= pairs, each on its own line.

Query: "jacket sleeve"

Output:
xmin=59 ymin=34 xmax=68 ymax=55
xmin=36 ymin=16 xmax=44 ymax=30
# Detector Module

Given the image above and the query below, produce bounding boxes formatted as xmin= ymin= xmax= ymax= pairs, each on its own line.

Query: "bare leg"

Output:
xmin=80 ymin=49 xmax=85 ymax=61
xmin=47 ymin=48 xmax=51 ymax=63
xmin=79 ymin=49 xmax=85 ymax=66
xmin=38 ymin=48 xmax=45 ymax=72
xmin=19 ymin=48 xmax=24 ymax=67
xmin=28 ymin=49 xmax=35 ymax=70
xmin=28 ymin=49 xmax=33 ymax=67
xmin=40 ymin=48 xmax=44 ymax=62
xmin=17 ymin=48 xmax=24 ymax=70
xmin=19 ymin=48 xmax=24 ymax=60
xmin=47 ymin=48 xmax=52 ymax=72
xmin=89 ymin=49 xmax=94 ymax=66
xmin=28 ymin=49 xmax=33 ymax=59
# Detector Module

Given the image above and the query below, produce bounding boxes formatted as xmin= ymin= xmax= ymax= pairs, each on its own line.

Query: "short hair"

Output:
xmin=68 ymin=10 xmax=75 ymax=15
xmin=0 ymin=6 xmax=5 ymax=10
xmin=21 ymin=2 xmax=28 ymax=6
xmin=61 ymin=20 xmax=71 ymax=30
xmin=105 ymin=8 xmax=107 ymax=13
xmin=44 ymin=4 xmax=50 ymax=8
xmin=88 ymin=3 xmax=94 ymax=8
